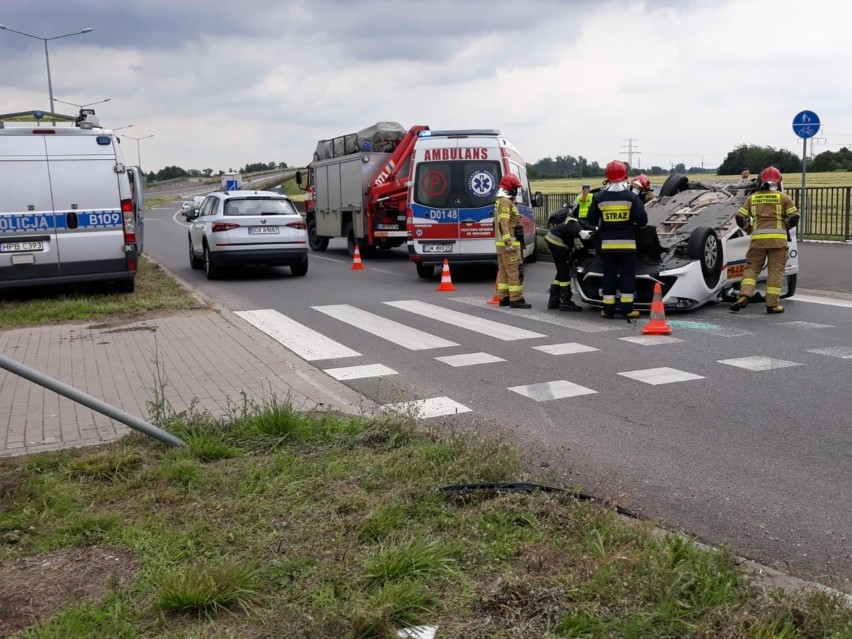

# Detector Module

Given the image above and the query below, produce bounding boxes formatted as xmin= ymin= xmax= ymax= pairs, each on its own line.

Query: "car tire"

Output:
xmin=686 ymin=226 xmax=722 ymax=288
xmin=346 ymin=229 xmax=356 ymax=258
xmin=524 ymin=244 xmax=538 ymax=263
xmin=290 ymin=258 xmax=308 ymax=276
xmin=188 ymin=236 xmax=203 ymax=270
xmin=203 ymin=243 xmax=221 ymax=280
xmin=659 ymin=173 xmax=689 ymax=197
xmin=416 ymin=263 xmax=435 ymax=279
xmin=307 ymin=219 xmax=329 ymax=252
xmin=781 ymin=273 xmax=797 ymax=298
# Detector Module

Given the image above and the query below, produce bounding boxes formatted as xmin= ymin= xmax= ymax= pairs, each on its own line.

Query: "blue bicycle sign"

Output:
xmin=792 ymin=110 xmax=820 ymax=139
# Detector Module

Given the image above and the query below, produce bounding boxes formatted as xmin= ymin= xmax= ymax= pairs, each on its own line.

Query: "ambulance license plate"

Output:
xmin=0 ymin=240 xmax=43 ymax=253
xmin=248 ymin=226 xmax=279 ymax=234
xmin=422 ymin=243 xmax=453 ymax=253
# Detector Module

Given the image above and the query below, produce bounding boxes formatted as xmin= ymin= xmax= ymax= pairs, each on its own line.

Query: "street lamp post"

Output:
xmin=124 ymin=134 xmax=154 ymax=170
xmin=113 ymin=124 xmax=134 ymax=132
xmin=0 ymin=24 xmax=93 ymax=112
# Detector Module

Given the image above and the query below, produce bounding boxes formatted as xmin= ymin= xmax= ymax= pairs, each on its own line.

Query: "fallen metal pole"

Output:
xmin=0 ymin=353 xmax=186 ymax=448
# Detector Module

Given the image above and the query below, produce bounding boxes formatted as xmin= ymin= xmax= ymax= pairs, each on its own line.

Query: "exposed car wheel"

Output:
xmin=524 ymin=244 xmax=538 ymax=263
xmin=290 ymin=258 xmax=308 ymax=276
xmin=781 ymin=273 xmax=797 ymax=298
xmin=188 ymin=236 xmax=203 ymax=270
xmin=346 ymin=229 xmax=356 ymax=258
xmin=203 ymin=243 xmax=221 ymax=280
xmin=307 ymin=219 xmax=329 ymax=252
xmin=686 ymin=227 xmax=722 ymax=288
xmin=416 ymin=263 xmax=435 ymax=279
xmin=659 ymin=173 xmax=689 ymax=197
xmin=118 ymin=278 xmax=135 ymax=294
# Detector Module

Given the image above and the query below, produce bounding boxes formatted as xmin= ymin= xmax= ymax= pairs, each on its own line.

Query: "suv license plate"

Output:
xmin=422 ymin=243 xmax=453 ymax=254
xmin=1 ymin=240 xmax=44 ymax=253
xmin=248 ymin=226 xmax=279 ymax=235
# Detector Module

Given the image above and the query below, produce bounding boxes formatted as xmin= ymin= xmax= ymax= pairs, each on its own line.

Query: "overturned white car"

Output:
xmin=574 ymin=174 xmax=799 ymax=311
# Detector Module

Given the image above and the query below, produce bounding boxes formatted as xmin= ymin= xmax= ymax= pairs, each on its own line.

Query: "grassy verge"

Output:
xmin=1 ymin=400 xmax=850 ymax=638
xmin=0 ymin=257 xmax=204 ymax=329
xmin=143 ymin=195 xmax=181 ymax=209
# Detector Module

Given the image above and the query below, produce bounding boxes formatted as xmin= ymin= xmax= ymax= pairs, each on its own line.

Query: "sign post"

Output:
xmin=792 ymin=110 xmax=820 ymax=223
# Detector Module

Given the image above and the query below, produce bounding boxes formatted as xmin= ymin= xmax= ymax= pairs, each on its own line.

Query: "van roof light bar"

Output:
xmin=419 ymin=129 xmax=501 ymax=138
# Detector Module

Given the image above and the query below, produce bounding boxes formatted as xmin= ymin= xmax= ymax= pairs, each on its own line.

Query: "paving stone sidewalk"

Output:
xmin=0 ymin=309 xmax=371 ymax=457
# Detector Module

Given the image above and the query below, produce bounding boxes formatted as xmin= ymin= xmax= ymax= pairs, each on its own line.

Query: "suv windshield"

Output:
xmin=223 ymin=198 xmax=297 ymax=216
xmin=413 ymin=161 xmax=500 ymax=209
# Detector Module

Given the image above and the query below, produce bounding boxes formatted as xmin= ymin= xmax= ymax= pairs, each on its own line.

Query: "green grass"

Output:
xmin=0 ymin=256 xmax=204 ymax=329
xmin=1 ymin=401 xmax=850 ymax=638
xmin=142 ymin=194 xmax=181 ymax=209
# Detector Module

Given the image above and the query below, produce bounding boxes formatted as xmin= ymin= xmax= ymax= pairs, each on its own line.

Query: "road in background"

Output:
xmin=143 ymin=200 xmax=852 ymax=589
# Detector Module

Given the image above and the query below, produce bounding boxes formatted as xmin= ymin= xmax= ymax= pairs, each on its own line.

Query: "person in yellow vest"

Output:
xmin=730 ymin=166 xmax=799 ymax=314
xmin=494 ymin=174 xmax=531 ymax=308
xmin=575 ymin=184 xmax=594 ymax=219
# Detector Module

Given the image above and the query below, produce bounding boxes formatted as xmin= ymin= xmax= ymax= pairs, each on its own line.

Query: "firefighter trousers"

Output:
xmin=549 ymin=243 xmax=574 ymax=295
xmin=496 ymin=246 xmax=524 ymax=302
xmin=740 ymin=244 xmax=787 ymax=307
xmin=601 ymin=251 xmax=636 ymax=315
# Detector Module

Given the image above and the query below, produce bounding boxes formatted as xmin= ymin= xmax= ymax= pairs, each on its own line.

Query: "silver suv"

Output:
xmin=188 ymin=190 xmax=308 ymax=279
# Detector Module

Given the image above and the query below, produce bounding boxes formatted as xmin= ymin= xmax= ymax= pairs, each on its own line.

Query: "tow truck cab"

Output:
xmin=406 ymin=130 xmax=542 ymax=278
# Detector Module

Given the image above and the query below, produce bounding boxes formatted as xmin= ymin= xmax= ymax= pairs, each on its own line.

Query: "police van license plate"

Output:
xmin=248 ymin=226 xmax=279 ymax=234
xmin=0 ymin=240 xmax=43 ymax=253
xmin=422 ymin=243 xmax=453 ymax=253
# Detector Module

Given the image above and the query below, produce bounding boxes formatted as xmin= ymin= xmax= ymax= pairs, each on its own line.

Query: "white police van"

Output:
xmin=0 ymin=109 xmax=143 ymax=293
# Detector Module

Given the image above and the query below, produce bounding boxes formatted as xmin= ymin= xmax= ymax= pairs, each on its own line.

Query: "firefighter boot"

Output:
xmin=559 ymin=288 xmax=582 ymax=312
xmin=766 ymin=304 xmax=785 ymax=314
xmin=729 ymin=295 xmax=750 ymax=312
xmin=499 ymin=297 xmax=510 ymax=306
xmin=547 ymin=284 xmax=560 ymax=310
xmin=510 ymin=298 xmax=532 ymax=309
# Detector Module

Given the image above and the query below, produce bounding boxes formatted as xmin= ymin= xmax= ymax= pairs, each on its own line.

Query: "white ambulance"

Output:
xmin=407 ymin=129 xmax=542 ymax=278
xmin=0 ymin=110 xmax=143 ymax=293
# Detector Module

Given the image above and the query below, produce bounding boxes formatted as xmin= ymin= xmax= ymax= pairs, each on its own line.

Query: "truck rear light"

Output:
xmin=121 ymin=199 xmax=136 ymax=243
xmin=286 ymin=220 xmax=306 ymax=229
xmin=406 ymin=208 xmax=413 ymax=236
xmin=212 ymin=222 xmax=240 ymax=233
xmin=127 ymin=257 xmax=137 ymax=271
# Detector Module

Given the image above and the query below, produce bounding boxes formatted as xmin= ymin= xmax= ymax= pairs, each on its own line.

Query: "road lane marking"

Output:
xmin=323 ymin=364 xmax=397 ymax=381
xmin=312 ymin=255 xmax=348 ymax=263
xmin=382 ymin=396 xmax=471 ymax=418
xmin=313 ymin=304 xmax=458 ymax=350
xmin=451 ymin=296 xmax=625 ymax=333
xmin=434 ymin=352 xmax=505 ymax=367
xmin=532 ymin=342 xmax=599 ymax=355
xmin=806 ymin=346 xmax=852 ymax=359
xmin=663 ymin=320 xmax=753 ymax=337
xmin=717 ymin=356 xmax=803 ymax=371
xmin=385 ymin=300 xmax=546 ymax=341
xmin=234 ymin=309 xmax=360 ymax=361
xmin=618 ymin=367 xmax=705 ymax=385
xmin=775 ymin=321 xmax=835 ymax=329
xmin=508 ymin=380 xmax=597 ymax=401
xmin=619 ymin=335 xmax=684 ymax=346
xmin=790 ymin=294 xmax=852 ymax=309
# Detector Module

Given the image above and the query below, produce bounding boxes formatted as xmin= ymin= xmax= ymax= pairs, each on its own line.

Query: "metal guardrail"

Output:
xmin=534 ymin=187 xmax=852 ymax=241
xmin=0 ymin=354 xmax=186 ymax=448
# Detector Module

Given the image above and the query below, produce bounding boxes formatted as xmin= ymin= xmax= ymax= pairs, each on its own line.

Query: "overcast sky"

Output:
xmin=1 ymin=0 xmax=848 ymax=174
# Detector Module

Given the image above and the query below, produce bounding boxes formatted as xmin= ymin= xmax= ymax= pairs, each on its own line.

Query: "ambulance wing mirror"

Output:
xmin=295 ymin=170 xmax=304 ymax=189
xmin=533 ymin=191 xmax=544 ymax=207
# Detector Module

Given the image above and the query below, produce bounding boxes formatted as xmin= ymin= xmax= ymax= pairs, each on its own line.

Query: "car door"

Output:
xmin=191 ymin=196 xmax=216 ymax=253
xmin=0 ymin=133 xmax=61 ymax=283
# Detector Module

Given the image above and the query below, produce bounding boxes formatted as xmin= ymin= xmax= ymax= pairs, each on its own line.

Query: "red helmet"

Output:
xmin=631 ymin=173 xmax=650 ymax=191
xmin=605 ymin=160 xmax=628 ymax=183
xmin=759 ymin=166 xmax=782 ymax=184
xmin=499 ymin=174 xmax=522 ymax=193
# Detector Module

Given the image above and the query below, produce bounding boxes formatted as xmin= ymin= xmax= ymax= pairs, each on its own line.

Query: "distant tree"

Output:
xmin=674 ymin=163 xmax=687 ymax=174
xmin=718 ymin=144 xmax=800 ymax=174
xmin=203 ymin=168 xmax=213 ymax=177
xmin=649 ymin=166 xmax=665 ymax=176
xmin=278 ymin=161 xmax=288 ymax=169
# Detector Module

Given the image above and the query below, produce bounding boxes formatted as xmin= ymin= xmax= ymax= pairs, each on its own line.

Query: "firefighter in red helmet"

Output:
xmin=494 ymin=173 xmax=531 ymax=308
xmin=586 ymin=160 xmax=648 ymax=319
xmin=730 ymin=166 xmax=799 ymax=314
xmin=629 ymin=173 xmax=656 ymax=203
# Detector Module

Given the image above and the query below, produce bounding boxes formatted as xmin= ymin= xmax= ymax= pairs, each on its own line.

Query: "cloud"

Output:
xmin=1 ymin=0 xmax=848 ymax=172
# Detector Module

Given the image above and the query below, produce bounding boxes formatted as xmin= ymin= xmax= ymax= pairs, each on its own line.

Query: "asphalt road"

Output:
xmin=144 ymin=202 xmax=852 ymax=590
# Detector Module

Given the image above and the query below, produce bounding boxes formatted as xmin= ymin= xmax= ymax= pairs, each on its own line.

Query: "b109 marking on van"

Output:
xmin=0 ymin=210 xmax=123 ymax=233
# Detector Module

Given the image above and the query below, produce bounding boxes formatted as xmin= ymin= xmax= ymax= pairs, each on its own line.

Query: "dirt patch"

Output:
xmin=0 ymin=546 xmax=138 ymax=637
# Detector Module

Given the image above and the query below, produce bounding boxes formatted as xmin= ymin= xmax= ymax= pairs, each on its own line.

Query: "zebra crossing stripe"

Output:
xmin=313 ymin=304 xmax=458 ymax=350
xmin=382 ymin=396 xmax=472 ymax=419
xmin=385 ymin=300 xmax=546 ymax=341
xmin=234 ymin=309 xmax=360 ymax=361
xmin=323 ymin=364 xmax=397 ymax=381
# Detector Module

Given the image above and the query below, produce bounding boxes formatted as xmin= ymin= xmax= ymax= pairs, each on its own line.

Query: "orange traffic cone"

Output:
xmin=435 ymin=259 xmax=457 ymax=292
xmin=642 ymin=282 xmax=672 ymax=335
xmin=351 ymin=245 xmax=364 ymax=271
xmin=487 ymin=270 xmax=502 ymax=305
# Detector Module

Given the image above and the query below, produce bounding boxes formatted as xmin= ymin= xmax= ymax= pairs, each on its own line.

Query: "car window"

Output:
xmin=223 ymin=198 xmax=298 ymax=216
xmin=199 ymin=197 xmax=216 ymax=217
